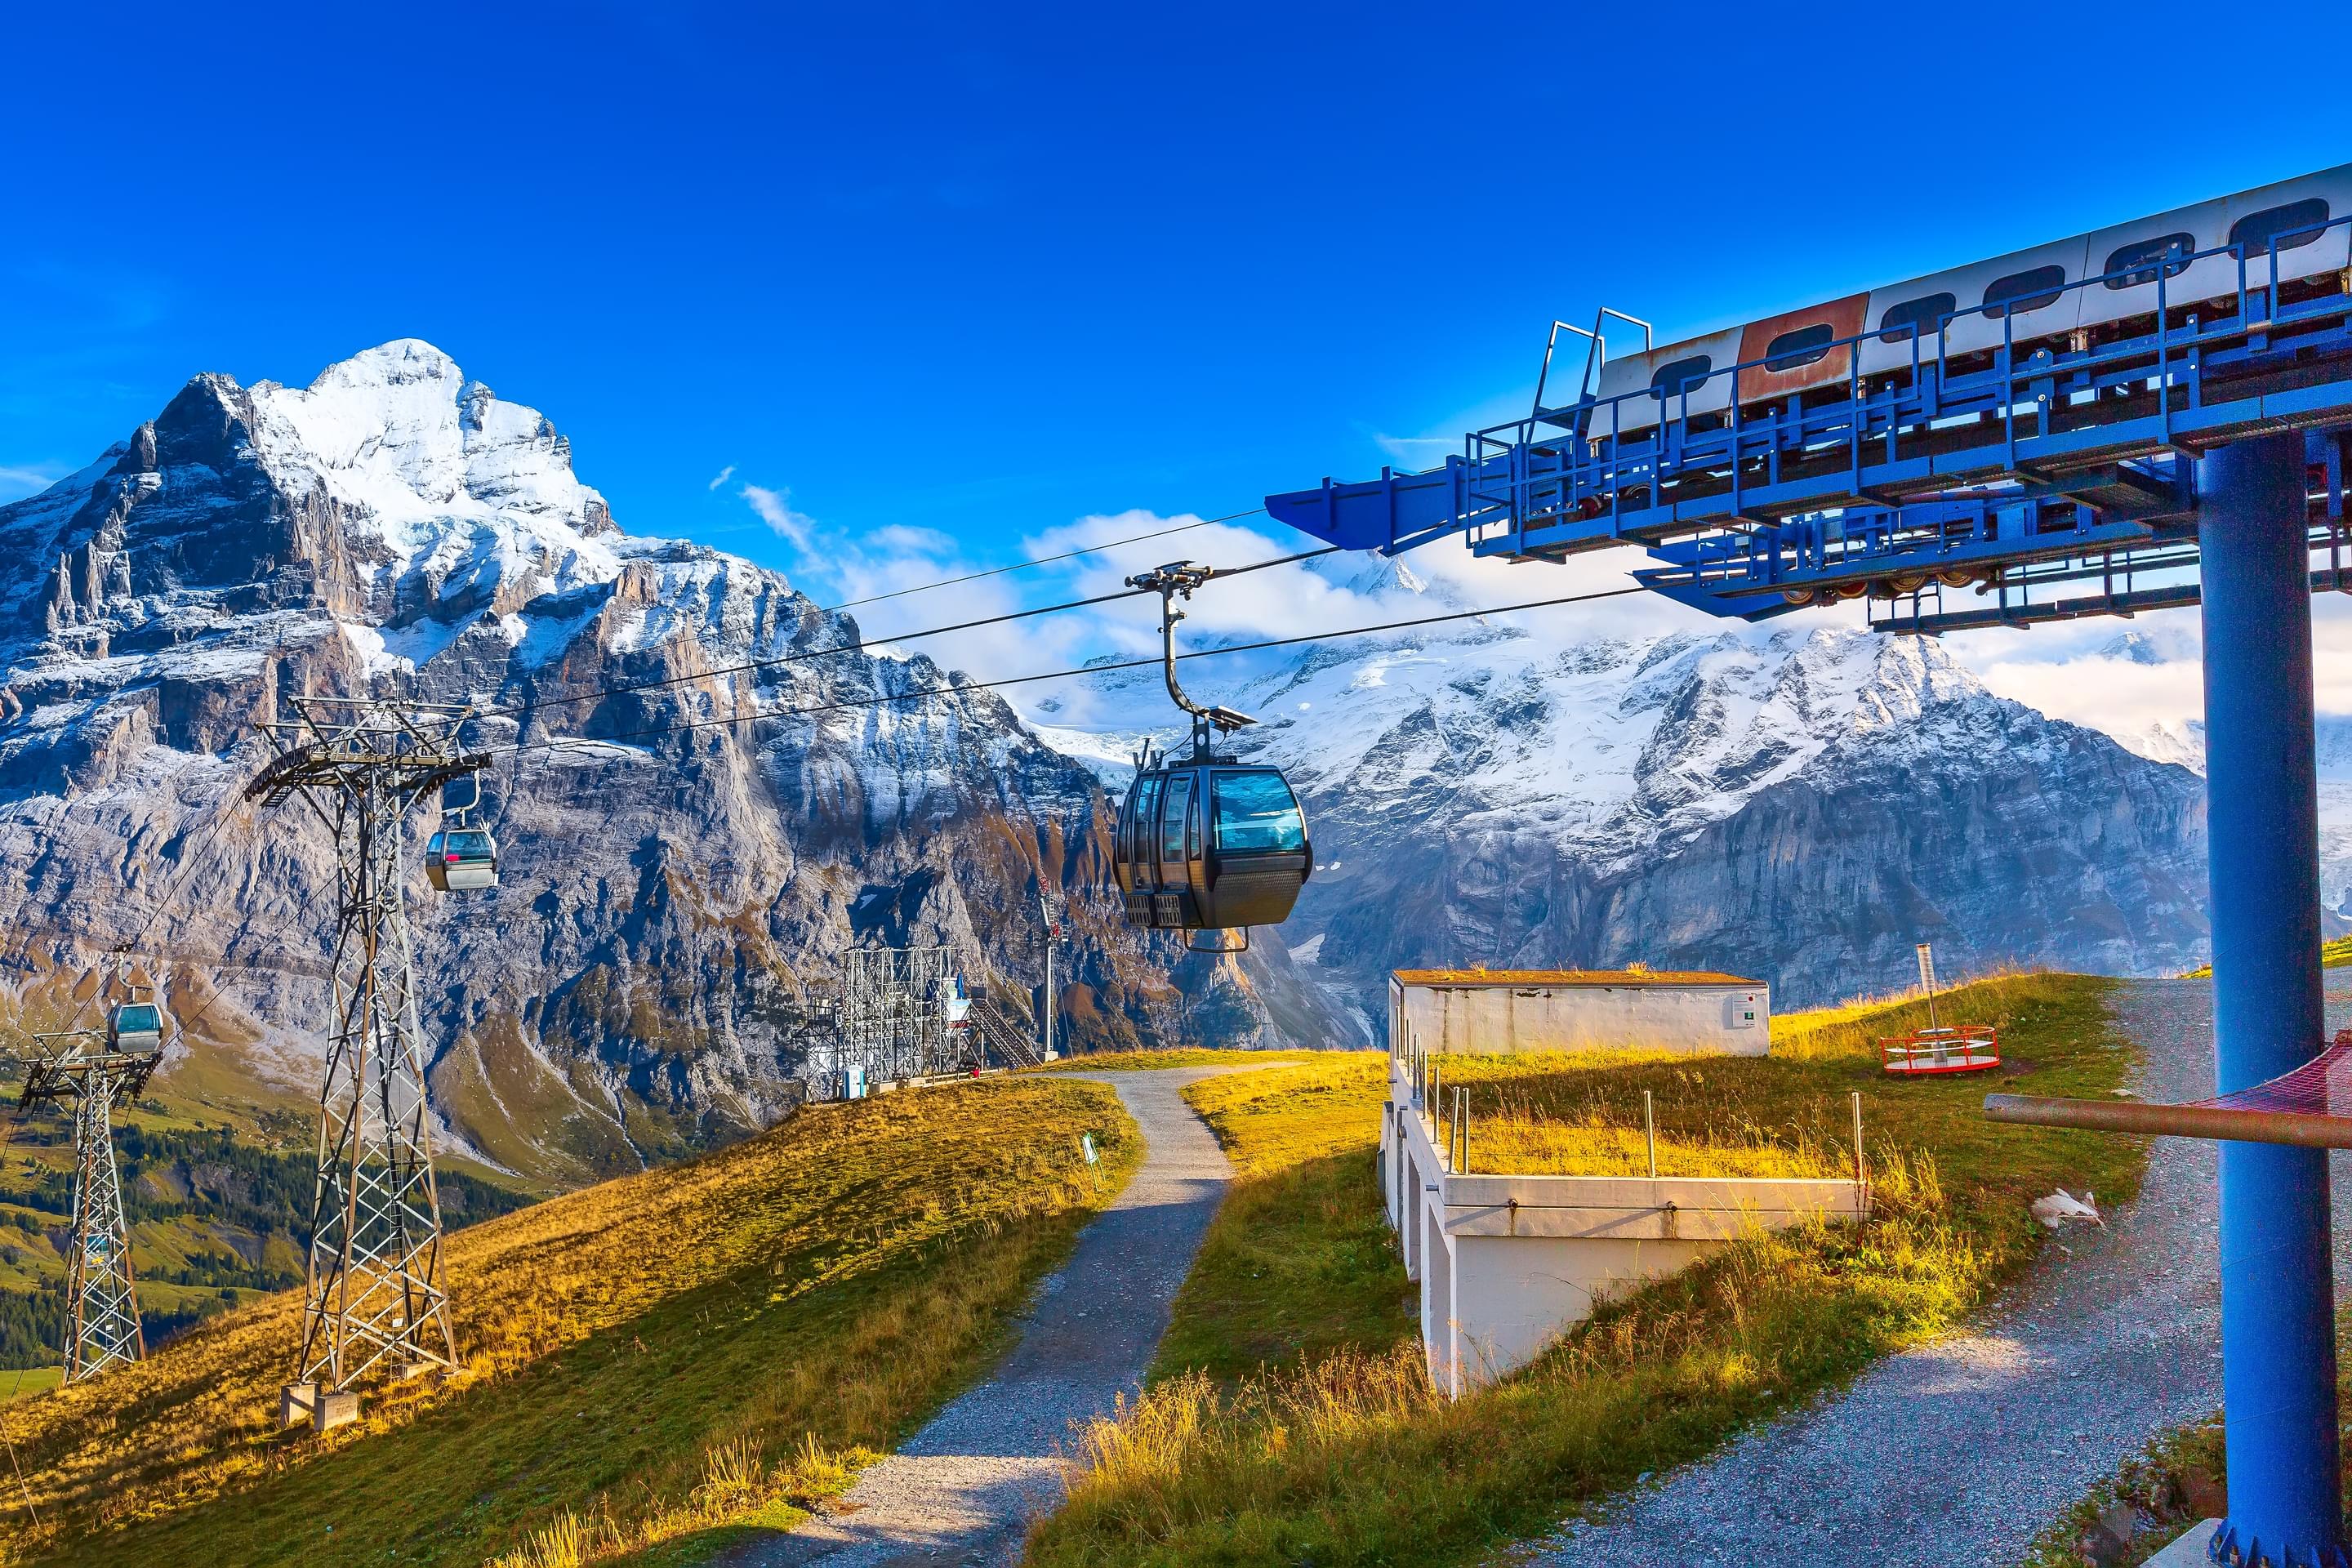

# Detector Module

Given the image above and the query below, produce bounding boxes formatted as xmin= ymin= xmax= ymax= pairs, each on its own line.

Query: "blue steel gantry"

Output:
xmin=1267 ymin=185 xmax=2352 ymax=1565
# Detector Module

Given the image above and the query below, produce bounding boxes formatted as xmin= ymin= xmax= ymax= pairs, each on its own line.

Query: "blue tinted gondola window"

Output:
xmin=445 ymin=830 xmax=493 ymax=858
xmin=1127 ymin=778 xmax=1161 ymax=883
xmin=1982 ymin=265 xmax=2067 ymax=318
xmin=2230 ymin=198 xmax=2331 ymax=255
xmin=1877 ymin=292 xmax=1957 ymax=345
xmin=116 ymin=1004 xmax=161 ymax=1034
xmin=1762 ymin=323 xmax=1835 ymax=372
xmin=1159 ymin=774 xmax=1193 ymax=867
xmin=1647 ymin=355 xmax=1712 ymax=403
xmin=2103 ymin=233 xmax=2195 ymax=289
xmin=1213 ymin=771 xmax=1306 ymax=853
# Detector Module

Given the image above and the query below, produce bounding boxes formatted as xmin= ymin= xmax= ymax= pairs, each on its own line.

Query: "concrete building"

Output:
xmin=1389 ymin=969 xmax=1769 ymax=1058
xmin=1379 ymin=1049 xmax=1865 ymax=1394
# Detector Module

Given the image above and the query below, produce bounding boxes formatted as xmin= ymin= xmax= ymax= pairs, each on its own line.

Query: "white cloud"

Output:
xmin=706 ymin=464 xmax=737 ymax=491
xmin=739 ymin=483 xmax=816 ymax=551
xmin=868 ymin=523 xmax=960 ymax=557
xmin=1974 ymin=653 xmax=2203 ymax=742
xmin=1940 ymin=595 xmax=2352 ymax=758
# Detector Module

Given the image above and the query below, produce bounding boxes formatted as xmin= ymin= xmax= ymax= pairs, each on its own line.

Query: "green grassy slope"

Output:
xmin=0 ymin=1089 xmax=536 ymax=1368
xmin=0 ymin=1076 xmax=1139 ymax=1568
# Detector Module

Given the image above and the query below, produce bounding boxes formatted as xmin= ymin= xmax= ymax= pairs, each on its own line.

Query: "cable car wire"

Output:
xmin=815 ymin=508 xmax=1266 ymax=613
xmin=150 ymin=871 xmax=341 ymax=1053
xmin=473 ymin=541 xmax=1340 ymax=722
xmin=490 ymin=581 xmax=1650 ymax=756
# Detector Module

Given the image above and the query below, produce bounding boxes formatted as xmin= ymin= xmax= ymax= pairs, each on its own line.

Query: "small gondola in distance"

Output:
xmin=108 ymin=1000 xmax=166 ymax=1053
xmin=424 ymin=772 xmax=499 ymax=893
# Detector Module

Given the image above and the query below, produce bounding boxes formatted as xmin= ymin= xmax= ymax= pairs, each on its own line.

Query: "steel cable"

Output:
xmin=471 ymin=542 xmax=1339 ymax=722
xmin=815 ymin=507 xmax=1266 ymax=612
xmin=490 ymin=581 xmax=1648 ymax=756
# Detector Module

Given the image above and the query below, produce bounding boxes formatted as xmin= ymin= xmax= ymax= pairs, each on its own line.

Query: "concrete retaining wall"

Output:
xmin=1379 ymin=1056 xmax=1866 ymax=1395
xmin=1389 ymin=976 xmax=1770 ymax=1058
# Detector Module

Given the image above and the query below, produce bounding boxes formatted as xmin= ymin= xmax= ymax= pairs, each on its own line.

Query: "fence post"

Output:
xmin=1851 ymin=1089 xmax=1866 ymax=1189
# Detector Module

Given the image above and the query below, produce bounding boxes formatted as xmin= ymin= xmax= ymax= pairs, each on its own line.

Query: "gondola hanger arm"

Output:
xmin=1122 ymin=561 xmax=1257 ymax=737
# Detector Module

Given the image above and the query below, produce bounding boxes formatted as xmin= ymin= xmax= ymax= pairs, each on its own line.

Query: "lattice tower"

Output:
xmin=16 ymin=1031 xmax=160 ymax=1383
xmin=244 ymin=697 xmax=487 ymax=1392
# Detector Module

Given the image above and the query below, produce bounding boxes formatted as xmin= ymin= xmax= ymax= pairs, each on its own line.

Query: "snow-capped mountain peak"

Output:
xmin=0 ymin=340 xmax=1139 ymax=1182
xmin=243 ymin=339 xmax=621 ymax=605
xmin=0 ymin=340 xmax=641 ymax=654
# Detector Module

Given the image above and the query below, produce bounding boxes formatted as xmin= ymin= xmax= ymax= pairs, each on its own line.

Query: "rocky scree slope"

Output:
xmin=0 ymin=340 xmax=1218 ymax=1186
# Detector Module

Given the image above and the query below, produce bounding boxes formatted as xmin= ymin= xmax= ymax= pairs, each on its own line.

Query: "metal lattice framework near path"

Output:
xmin=245 ymin=697 xmax=488 ymax=1396
xmin=835 ymin=945 xmax=972 ymax=1082
xmin=16 ymin=1031 xmax=161 ymax=1383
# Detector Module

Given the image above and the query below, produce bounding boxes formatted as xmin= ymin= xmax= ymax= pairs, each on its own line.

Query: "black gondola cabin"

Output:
xmin=1115 ymin=760 xmax=1311 ymax=941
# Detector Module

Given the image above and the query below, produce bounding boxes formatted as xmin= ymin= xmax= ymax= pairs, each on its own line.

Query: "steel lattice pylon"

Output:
xmin=832 ymin=946 xmax=978 ymax=1083
xmin=17 ymin=1031 xmax=160 ymax=1383
xmin=246 ymin=697 xmax=488 ymax=1393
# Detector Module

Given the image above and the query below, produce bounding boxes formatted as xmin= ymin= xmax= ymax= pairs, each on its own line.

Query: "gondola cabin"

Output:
xmin=1115 ymin=760 xmax=1312 ymax=947
xmin=424 ymin=826 xmax=499 ymax=893
xmin=109 ymin=1001 xmax=165 ymax=1053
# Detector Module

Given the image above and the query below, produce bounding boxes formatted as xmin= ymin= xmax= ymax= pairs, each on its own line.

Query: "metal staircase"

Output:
xmin=964 ymin=996 xmax=1045 ymax=1069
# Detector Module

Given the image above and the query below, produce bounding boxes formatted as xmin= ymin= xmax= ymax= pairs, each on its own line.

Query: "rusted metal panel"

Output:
xmin=1735 ymin=292 xmax=1869 ymax=403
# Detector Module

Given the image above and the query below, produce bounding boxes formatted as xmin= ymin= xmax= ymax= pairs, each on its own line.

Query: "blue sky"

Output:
xmin=6 ymin=0 xmax=2352 ymax=738
xmin=7 ymin=4 xmax=2348 ymax=546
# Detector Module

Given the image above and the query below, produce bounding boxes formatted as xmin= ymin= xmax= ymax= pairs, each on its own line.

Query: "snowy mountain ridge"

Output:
xmin=1231 ymin=620 xmax=1997 ymax=876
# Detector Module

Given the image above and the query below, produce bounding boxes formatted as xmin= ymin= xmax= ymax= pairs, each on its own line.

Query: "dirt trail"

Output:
xmin=726 ymin=1067 xmax=1240 ymax=1568
xmin=1515 ymin=977 xmax=2352 ymax=1566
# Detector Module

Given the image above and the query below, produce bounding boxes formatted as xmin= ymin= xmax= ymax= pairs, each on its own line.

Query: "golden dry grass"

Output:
xmin=1036 ymin=1048 xmax=1319 ymax=1074
xmin=1025 ymin=972 xmax=2143 ymax=1568
xmin=1456 ymin=1108 xmax=1851 ymax=1179
xmin=1145 ymin=1054 xmax=1405 ymax=1383
xmin=0 ymin=1076 xmax=1138 ymax=1568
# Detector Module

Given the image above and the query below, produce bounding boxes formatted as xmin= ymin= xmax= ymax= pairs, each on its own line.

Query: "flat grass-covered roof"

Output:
xmin=1392 ymin=968 xmax=1760 ymax=988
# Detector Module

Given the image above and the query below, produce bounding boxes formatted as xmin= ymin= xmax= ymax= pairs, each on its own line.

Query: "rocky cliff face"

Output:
xmin=1045 ymin=581 xmax=2212 ymax=1035
xmin=0 ymin=341 xmax=1191 ymax=1185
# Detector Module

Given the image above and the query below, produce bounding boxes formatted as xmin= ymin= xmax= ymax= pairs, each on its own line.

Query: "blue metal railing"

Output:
xmin=1463 ymin=212 xmax=2352 ymax=559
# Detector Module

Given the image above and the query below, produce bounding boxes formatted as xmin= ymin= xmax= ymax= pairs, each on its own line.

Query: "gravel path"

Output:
xmin=1520 ymin=976 xmax=2352 ymax=1567
xmin=723 ymin=1068 xmax=1241 ymax=1568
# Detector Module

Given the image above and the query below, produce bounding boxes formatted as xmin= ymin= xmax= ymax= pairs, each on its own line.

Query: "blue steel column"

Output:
xmin=2202 ymin=432 xmax=2341 ymax=1565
